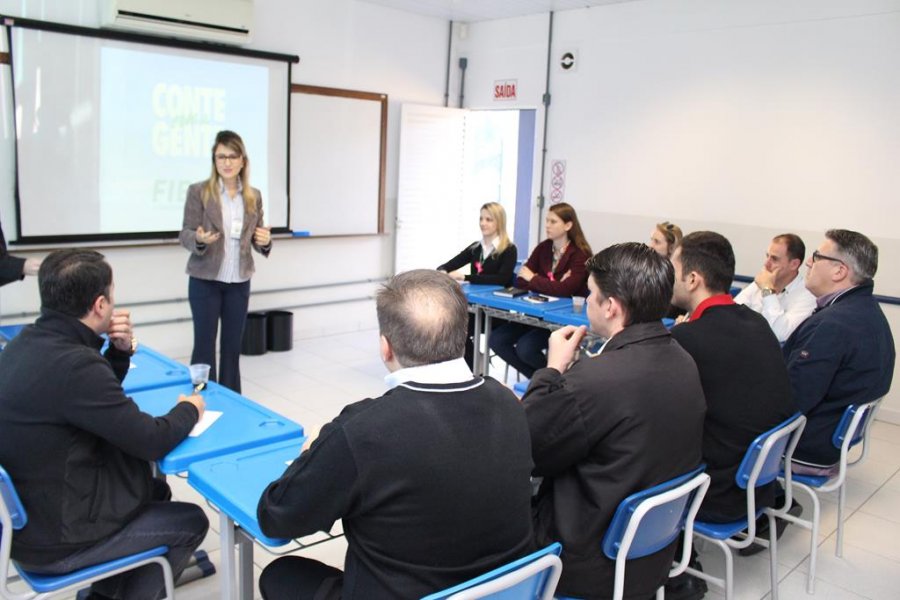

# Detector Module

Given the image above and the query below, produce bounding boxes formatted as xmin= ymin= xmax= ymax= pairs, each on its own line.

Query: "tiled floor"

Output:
xmin=45 ymin=323 xmax=900 ymax=599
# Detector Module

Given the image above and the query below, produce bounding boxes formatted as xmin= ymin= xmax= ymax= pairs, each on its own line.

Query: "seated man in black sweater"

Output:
xmin=0 ymin=249 xmax=208 ymax=600
xmin=256 ymin=269 xmax=535 ymax=600
xmin=669 ymin=232 xmax=797 ymax=597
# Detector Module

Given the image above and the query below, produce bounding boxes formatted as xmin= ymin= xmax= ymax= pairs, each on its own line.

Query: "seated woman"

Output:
xmin=489 ymin=202 xmax=592 ymax=378
xmin=648 ymin=221 xmax=683 ymax=260
xmin=647 ymin=221 xmax=685 ymax=321
xmin=438 ymin=202 xmax=517 ymax=368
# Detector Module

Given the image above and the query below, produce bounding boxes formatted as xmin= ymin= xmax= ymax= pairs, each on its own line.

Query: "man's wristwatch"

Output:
xmin=129 ymin=336 xmax=138 ymax=356
xmin=760 ymin=287 xmax=775 ymax=297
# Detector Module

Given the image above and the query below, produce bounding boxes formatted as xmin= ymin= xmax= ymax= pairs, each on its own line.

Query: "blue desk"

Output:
xmin=122 ymin=346 xmax=193 ymax=394
xmin=460 ymin=283 xmax=502 ymax=301
xmin=0 ymin=323 xmax=26 ymax=341
xmin=467 ymin=290 xmax=572 ymax=376
xmin=189 ymin=439 xmax=344 ymax=600
xmin=543 ymin=304 xmax=589 ymax=328
xmin=130 ymin=382 xmax=304 ymax=474
xmin=0 ymin=324 xmax=26 ymax=350
xmin=190 ymin=440 xmax=302 ymax=600
xmin=467 ymin=289 xmax=572 ymax=318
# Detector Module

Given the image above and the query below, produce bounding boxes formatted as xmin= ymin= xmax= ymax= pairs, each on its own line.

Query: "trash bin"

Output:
xmin=267 ymin=310 xmax=294 ymax=352
xmin=241 ymin=312 xmax=268 ymax=356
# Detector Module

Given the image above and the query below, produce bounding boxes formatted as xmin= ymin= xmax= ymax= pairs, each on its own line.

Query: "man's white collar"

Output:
xmin=384 ymin=357 xmax=473 ymax=389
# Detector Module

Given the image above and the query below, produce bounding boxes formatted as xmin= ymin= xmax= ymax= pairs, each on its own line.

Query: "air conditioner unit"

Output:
xmin=100 ymin=0 xmax=253 ymax=46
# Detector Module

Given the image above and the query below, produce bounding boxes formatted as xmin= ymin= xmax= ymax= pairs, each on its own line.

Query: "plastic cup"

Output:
xmin=572 ymin=296 xmax=586 ymax=313
xmin=189 ymin=363 xmax=211 ymax=386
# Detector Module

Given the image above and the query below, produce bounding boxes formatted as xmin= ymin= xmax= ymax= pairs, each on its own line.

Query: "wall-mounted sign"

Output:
xmin=493 ymin=79 xmax=518 ymax=101
xmin=550 ymin=159 xmax=566 ymax=204
xmin=559 ymin=49 xmax=578 ymax=72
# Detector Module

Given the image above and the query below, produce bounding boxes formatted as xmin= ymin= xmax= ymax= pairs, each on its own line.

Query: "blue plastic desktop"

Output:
xmin=130 ymin=382 xmax=305 ymax=474
xmin=467 ymin=289 xmax=573 ymax=318
xmin=542 ymin=304 xmax=589 ymax=327
xmin=0 ymin=323 xmax=26 ymax=343
xmin=188 ymin=438 xmax=306 ymax=547
xmin=122 ymin=345 xmax=193 ymax=394
xmin=459 ymin=283 xmax=502 ymax=302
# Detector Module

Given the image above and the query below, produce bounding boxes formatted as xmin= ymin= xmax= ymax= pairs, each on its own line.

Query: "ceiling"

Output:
xmin=357 ymin=0 xmax=643 ymax=22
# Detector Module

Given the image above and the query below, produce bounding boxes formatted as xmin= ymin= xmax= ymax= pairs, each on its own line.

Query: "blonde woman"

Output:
xmin=179 ymin=130 xmax=271 ymax=393
xmin=648 ymin=221 xmax=683 ymax=259
xmin=438 ymin=202 xmax=517 ymax=285
xmin=438 ymin=202 xmax=517 ymax=367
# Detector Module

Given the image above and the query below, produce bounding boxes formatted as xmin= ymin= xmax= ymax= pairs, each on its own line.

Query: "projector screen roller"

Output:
xmin=9 ymin=26 xmax=291 ymax=241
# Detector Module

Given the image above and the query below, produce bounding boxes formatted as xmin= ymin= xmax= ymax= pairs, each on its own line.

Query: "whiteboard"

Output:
xmin=289 ymin=85 xmax=386 ymax=236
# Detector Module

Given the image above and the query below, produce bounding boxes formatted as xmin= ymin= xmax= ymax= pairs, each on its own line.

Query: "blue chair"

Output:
xmin=686 ymin=413 xmax=806 ymax=600
xmin=0 ymin=465 xmax=174 ymax=600
xmin=422 ymin=542 xmax=563 ymax=600
xmin=557 ymin=466 xmax=711 ymax=600
xmin=780 ymin=398 xmax=882 ymax=594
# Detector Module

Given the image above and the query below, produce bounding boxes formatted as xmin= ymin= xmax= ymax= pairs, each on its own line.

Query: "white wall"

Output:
xmin=0 ymin=0 xmax=449 ymax=359
xmin=452 ymin=0 xmax=900 ymax=422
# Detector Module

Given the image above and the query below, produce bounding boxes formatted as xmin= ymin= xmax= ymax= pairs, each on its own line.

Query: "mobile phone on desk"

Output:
xmin=523 ymin=294 xmax=550 ymax=304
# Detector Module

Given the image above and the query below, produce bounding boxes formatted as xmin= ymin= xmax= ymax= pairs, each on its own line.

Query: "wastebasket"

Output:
xmin=241 ymin=312 xmax=268 ymax=356
xmin=267 ymin=310 xmax=294 ymax=352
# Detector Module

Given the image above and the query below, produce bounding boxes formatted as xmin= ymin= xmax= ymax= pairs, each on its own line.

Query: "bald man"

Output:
xmin=257 ymin=270 xmax=535 ymax=600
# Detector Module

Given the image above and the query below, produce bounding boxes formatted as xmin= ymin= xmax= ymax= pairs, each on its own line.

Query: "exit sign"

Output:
xmin=493 ymin=79 xmax=518 ymax=101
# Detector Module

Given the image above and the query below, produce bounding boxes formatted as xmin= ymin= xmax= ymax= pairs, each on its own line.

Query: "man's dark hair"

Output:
xmin=678 ymin=231 xmax=735 ymax=295
xmin=376 ymin=269 xmax=468 ymax=367
xmin=826 ymin=229 xmax=878 ymax=283
xmin=39 ymin=249 xmax=112 ymax=318
xmin=773 ymin=233 xmax=806 ymax=263
xmin=586 ymin=242 xmax=673 ymax=325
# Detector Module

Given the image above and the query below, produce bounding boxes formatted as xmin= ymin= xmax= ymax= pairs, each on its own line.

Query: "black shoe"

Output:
xmin=665 ymin=562 xmax=708 ymax=600
xmin=739 ymin=501 xmax=803 ymax=556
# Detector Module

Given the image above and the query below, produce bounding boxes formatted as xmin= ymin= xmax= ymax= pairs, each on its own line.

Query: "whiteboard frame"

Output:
xmin=290 ymin=84 xmax=387 ymax=236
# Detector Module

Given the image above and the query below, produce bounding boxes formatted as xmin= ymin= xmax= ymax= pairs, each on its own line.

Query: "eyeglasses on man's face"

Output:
xmin=811 ymin=250 xmax=845 ymax=265
xmin=214 ymin=153 xmax=242 ymax=163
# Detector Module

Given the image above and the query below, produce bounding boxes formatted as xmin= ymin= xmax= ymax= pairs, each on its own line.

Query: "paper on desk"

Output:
xmin=189 ymin=410 xmax=222 ymax=437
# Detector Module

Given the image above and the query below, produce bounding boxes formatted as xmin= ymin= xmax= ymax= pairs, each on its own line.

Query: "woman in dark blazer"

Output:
xmin=438 ymin=202 xmax=517 ymax=368
xmin=489 ymin=202 xmax=592 ymax=378
xmin=179 ymin=130 xmax=271 ymax=392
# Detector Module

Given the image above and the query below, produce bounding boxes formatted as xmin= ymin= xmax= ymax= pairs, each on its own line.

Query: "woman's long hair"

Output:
xmin=202 ymin=130 xmax=258 ymax=215
xmin=550 ymin=203 xmax=592 ymax=256
xmin=481 ymin=202 xmax=512 ymax=255
xmin=655 ymin=221 xmax=683 ymax=258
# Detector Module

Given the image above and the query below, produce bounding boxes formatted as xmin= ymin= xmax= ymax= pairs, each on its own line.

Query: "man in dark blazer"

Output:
xmin=784 ymin=229 xmax=894 ymax=470
xmin=523 ymin=243 xmax=705 ymax=600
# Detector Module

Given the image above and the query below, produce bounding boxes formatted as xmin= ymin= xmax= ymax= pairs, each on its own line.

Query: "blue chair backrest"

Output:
xmin=421 ymin=542 xmax=562 ymax=600
xmin=736 ymin=413 xmax=804 ymax=490
xmin=602 ymin=465 xmax=706 ymax=560
xmin=832 ymin=402 xmax=877 ymax=450
xmin=0 ymin=465 xmax=27 ymax=530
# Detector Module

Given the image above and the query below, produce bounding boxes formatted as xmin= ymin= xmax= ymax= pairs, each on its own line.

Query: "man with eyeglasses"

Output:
xmin=784 ymin=229 xmax=895 ymax=474
xmin=734 ymin=233 xmax=816 ymax=342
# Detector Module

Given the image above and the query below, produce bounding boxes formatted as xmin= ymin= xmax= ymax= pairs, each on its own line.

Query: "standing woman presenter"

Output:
xmin=179 ymin=130 xmax=271 ymax=393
